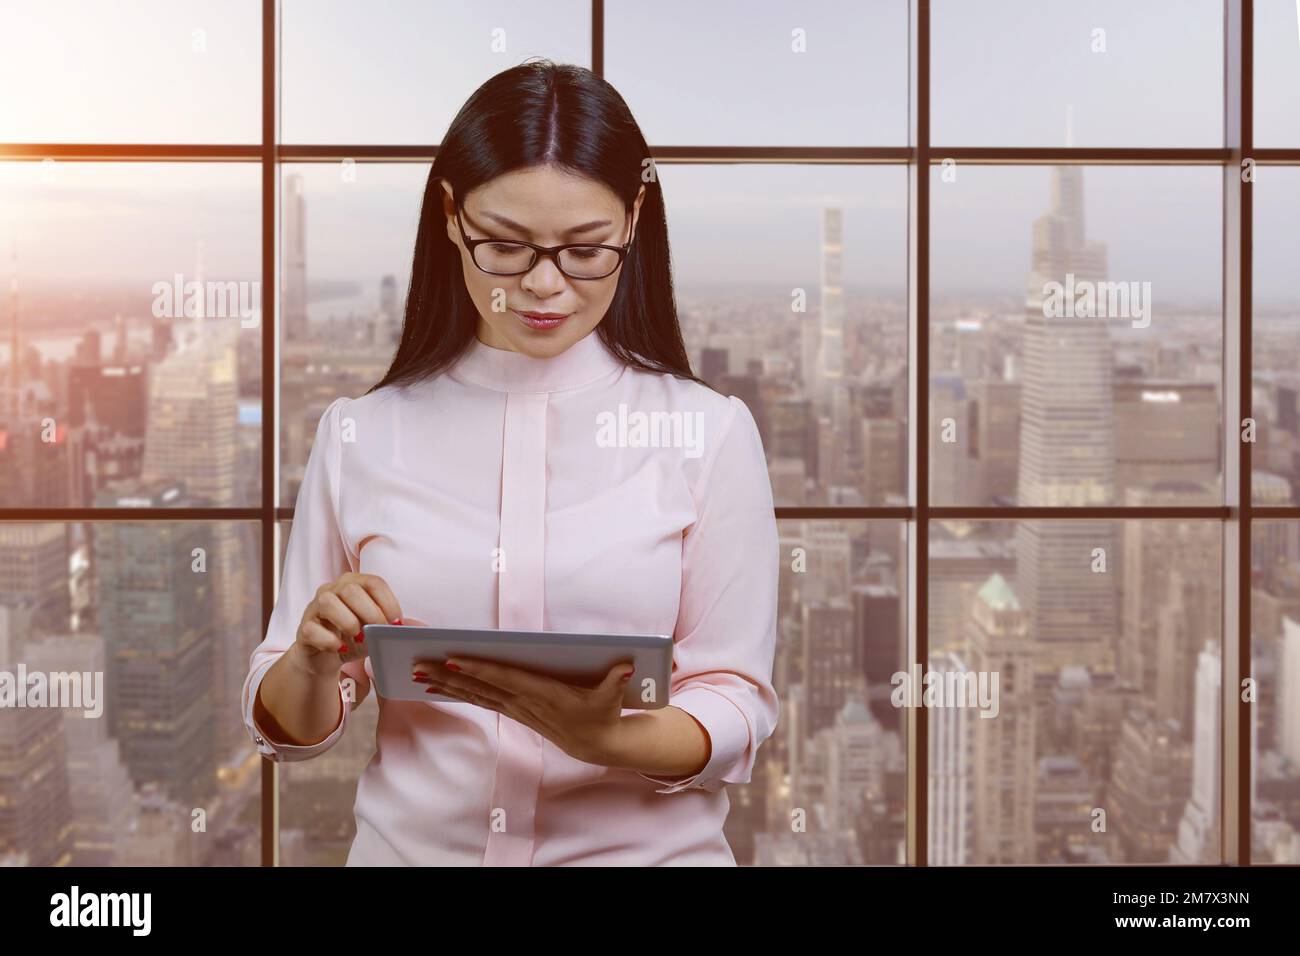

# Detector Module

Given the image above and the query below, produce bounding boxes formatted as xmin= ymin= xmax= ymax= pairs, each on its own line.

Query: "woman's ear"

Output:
xmin=439 ymin=180 xmax=458 ymax=246
xmin=630 ymin=184 xmax=647 ymax=241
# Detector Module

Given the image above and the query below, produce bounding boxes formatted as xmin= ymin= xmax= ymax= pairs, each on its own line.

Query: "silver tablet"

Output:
xmin=363 ymin=624 xmax=674 ymax=710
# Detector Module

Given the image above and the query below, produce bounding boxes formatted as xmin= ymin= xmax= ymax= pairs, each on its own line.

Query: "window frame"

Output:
xmin=2 ymin=0 xmax=1295 ymax=867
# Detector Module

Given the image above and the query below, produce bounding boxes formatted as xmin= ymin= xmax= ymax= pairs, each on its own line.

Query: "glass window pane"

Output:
xmin=1251 ymin=519 xmax=1300 ymax=863
xmin=930 ymin=165 xmax=1223 ymax=507
xmin=0 ymin=0 xmax=261 ymax=144
xmin=606 ymin=0 xmax=908 ymax=146
xmin=1254 ymin=0 xmax=1300 ymax=147
xmin=281 ymin=0 xmax=590 ymax=145
xmin=664 ymin=164 xmax=908 ymax=508
xmin=758 ymin=519 xmax=907 ymax=864
xmin=932 ymin=0 xmax=1223 ymax=148
xmin=0 ymin=162 xmax=262 ymax=509
xmin=1253 ymin=166 xmax=1299 ymax=506
xmin=928 ymin=518 xmax=1223 ymax=864
xmin=0 ymin=520 xmax=261 ymax=866
xmin=278 ymin=162 xmax=427 ymax=505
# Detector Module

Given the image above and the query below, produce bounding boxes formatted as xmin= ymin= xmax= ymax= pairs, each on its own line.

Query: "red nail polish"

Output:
xmin=412 ymin=670 xmax=428 ymax=678
xmin=391 ymin=618 xmax=403 ymax=625
xmin=413 ymin=675 xmax=430 ymax=683
xmin=445 ymin=662 xmax=461 ymax=672
xmin=337 ymin=644 xmax=348 ymax=653
xmin=620 ymin=671 xmax=633 ymax=682
xmin=355 ymin=631 xmax=364 ymax=643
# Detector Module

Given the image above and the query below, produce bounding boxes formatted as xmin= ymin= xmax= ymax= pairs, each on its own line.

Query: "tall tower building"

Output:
xmin=1171 ymin=641 xmax=1221 ymax=863
xmin=803 ymin=205 xmax=845 ymax=409
xmin=825 ymin=695 xmax=884 ymax=835
xmin=1015 ymin=159 xmax=1117 ymax=677
xmin=967 ymin=573 xmax=1036 ymax=863
xmin=139 ymin=318 xmax=251 ymax=761
xmin=819 ymin=207 xmax=845 ymax=402
xmin=1109 ymin=707 xmax=1191 ymax=862
xmin=25 ymin=633 xmax=139 ymax=865
xmin=283 ymin=173 xmax=308 ymax=343
xmin=929 ymin=650 xmax=973 ymax=865
xmin=95 ymin=479 xmax=217 ymax=808
xmin=801 ymin=601 xmax=856 ymax=737
xmin=0 ymin=523 xmax=69 ymax=640
xmin=0 ymin=608 xmax=74 ymax=867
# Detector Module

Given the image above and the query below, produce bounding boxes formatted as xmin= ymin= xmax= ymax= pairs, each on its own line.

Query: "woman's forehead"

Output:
xmin=473 ymin=166 xmax=621 ymax=213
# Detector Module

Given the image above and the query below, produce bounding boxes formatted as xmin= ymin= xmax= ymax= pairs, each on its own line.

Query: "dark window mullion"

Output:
xmin=260 ymin=0 xmax=279 ymax=869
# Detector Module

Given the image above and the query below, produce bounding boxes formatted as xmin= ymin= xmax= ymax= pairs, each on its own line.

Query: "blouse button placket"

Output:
xmin=481 ymin=389 xmax=549 ymax=866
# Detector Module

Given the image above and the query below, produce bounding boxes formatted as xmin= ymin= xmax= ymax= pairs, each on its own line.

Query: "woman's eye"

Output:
xmin=569 ymin=247 xmax=601 ymax=259
xmin=489 ymin=243 xmax=528 ymax=254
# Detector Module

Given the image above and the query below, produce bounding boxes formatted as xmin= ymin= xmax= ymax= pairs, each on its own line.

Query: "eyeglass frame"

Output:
xmin=451 ymin=194 xmax=635 ymax=281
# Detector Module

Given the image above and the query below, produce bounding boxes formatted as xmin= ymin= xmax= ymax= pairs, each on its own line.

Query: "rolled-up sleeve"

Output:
xmin=639 ymin=396 xmax=780 ymax=795
xmin=241 ymin=395 xmax=363 ymax=762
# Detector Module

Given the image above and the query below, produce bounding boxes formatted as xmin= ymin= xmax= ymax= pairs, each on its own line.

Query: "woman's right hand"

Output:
xmin=292 ymin=572 xmax=404 ymax=678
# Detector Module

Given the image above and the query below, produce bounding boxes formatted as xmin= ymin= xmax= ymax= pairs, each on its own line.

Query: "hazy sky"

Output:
xmin=1 ymin=0 xmax=1297 ymax=303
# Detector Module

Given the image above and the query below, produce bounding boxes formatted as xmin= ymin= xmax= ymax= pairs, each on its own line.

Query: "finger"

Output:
xmin=301 ymin=620 xmax=345 ymax=655
xmin=356 ymin=574 xmax=403 ymax=625
xmin=316 ymin=590 xmax=362 ymax=642
xmin=336 ymin=580 xmax=385 ymax=644
xmin=597 ymin=661 xmax=636 ymax=700
xmin=444 ymin=656 xmax=564 ymax=698
xmin=315 ymin=591 xmax=363 ymax=659
xmin=428 ymin=679 xmax=505 ymax=711
xmin=410 ymin=657 xmax=473 ymax=680
xmin=423 ymin=665 xmax=514 ymax=702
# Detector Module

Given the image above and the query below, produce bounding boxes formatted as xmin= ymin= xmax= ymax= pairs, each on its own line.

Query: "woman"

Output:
xmin=243 ymin=59 xmax=779 ymax=866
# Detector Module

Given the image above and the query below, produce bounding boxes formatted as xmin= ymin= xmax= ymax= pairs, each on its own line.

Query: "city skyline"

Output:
xmin=2 ymin=0 xmax=1298 ymax=869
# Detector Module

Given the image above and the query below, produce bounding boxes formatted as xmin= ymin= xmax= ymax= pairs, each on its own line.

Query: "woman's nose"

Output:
xmin=520 ymin=255 xmax=568 ymax=295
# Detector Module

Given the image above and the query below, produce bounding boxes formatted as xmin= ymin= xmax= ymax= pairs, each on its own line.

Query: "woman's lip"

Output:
xmin=511 ymin=309 xmax=571 ymax=329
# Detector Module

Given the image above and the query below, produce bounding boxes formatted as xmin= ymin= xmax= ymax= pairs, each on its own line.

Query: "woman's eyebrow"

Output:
xmin=480 ymin=210 xmax=613 ymax=237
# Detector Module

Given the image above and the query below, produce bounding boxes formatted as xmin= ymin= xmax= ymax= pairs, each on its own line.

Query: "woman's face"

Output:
xmin=441 ymin=165 xmax=646 ymax=359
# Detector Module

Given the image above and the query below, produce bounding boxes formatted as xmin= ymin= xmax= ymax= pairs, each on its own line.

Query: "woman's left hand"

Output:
xmin=410 ymin=657 xmax=635 ymax=766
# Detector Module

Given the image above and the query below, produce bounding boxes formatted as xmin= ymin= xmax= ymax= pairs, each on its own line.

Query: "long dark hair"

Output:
xmin=365 ymin=58 xmax=707 ymax=395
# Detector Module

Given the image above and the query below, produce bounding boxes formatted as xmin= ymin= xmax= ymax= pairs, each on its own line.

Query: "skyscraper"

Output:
xmin=819 ymin=206 xmax=845 ymax=404
xmin=283 ymin=173 xmax=308 ymax=343
xmin=139 ymin=318 xmax=251 ymax=762
xmin=1015 ymin=162 xmax=1118 ymax=677
xmin=25 ymin=633 xmax=138 ymax=865
xmin=929 ymin=650 xmax=972 ymax=865
xmin=967 ymin=573 xmax=1035 ymax=863
xmin=95 ymin=480 xmax=217 ymax=808
xmin=1171 ymin=640 xmax=1221 ymax=863
xmin=802 ymin=205 xmax=845 ymax=411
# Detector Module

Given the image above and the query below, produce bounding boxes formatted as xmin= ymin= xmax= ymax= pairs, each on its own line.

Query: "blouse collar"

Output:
xmin=448 ymin=326 xmax=627 ymax=393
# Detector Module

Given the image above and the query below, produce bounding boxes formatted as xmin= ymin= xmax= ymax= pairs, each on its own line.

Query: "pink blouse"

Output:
xmin=242 ymin=327 xmax=780 ymax=865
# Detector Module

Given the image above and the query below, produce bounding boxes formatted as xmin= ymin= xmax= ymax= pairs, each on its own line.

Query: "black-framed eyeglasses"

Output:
xmin=453 ymin=197 xmax=634 ymax=281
